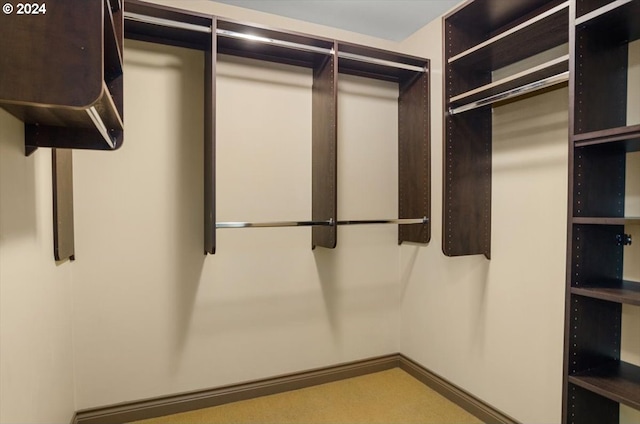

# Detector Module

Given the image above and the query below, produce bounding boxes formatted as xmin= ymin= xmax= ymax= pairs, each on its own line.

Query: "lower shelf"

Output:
xmin=569 ymin=361 xmax=640 ymax=410
xmin=572 ymin=280 xmax=640 ymax=306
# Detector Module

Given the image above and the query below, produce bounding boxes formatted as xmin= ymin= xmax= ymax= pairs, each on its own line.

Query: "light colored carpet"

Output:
xmin=132 ymin=368 xmax=484 ymax=424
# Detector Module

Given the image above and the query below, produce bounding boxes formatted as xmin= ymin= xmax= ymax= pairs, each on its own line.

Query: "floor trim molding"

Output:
xmin=398 ymin=354 xmax=518 ymax=424
xmin=73 ymin=353 xmax=518 ymax=424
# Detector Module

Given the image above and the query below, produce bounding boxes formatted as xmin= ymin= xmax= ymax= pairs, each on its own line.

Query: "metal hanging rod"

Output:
xmin=124 ymin=12 xmax=426 ymax=72
xmin=336 ymin=217 xmax=427 ymax=225
xmin=216 ymin=29 xmax=334 ymax=55
xmin=217 ymin=220 xmax=332 ymax=228
xmin=216 ymin=217 xmax=428 ymax=229
xmin=448 ymin=71 xmax=569 ymax=115
xmin=86 ymin=107 xmax=115 ymax=149
xmin=124 ymin=12 xmax=212 ymax=33
xmin=337 ymin=51 xmax=426 ymax=73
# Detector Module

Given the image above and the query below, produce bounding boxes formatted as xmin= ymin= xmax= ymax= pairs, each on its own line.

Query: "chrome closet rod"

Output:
xmin=216 ymin=217 xmax=428 ymax=228
xmin=337 ymin=217 xmax=427 ymax=225
xmin=86 ymin=107 xmax=115 ymax=149
xmin=124 ymin=12 xmax=212 ymax=33
xmin=448 ymin=71 xmax=569 ymax=115
xmin=217 ymin=220 xmax=332 ymax=228
xmin=124 ymin=13 xmax=426 ymax=72
xmin=337 ymin=51 xmax=426 ymax=73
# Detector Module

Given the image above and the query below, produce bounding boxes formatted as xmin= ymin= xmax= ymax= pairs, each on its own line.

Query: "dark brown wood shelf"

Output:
xmin=575 ymin=0 xmax=640 ymax=37
xmin=569 ymin=361 xmax=640 ymax=410
xmin=576 ymin=0 xmax=622 ymax=18
xmin=448 ymin=55 xmax=568 ymax=113
xmin=448 ymin=1 xmax=568 ymax=70
xmin=217 ymin=19 xmax=334 ymax=69
xmin=337 ymin=42 xmax=427 ymax=82
xmin=574 ymin=124 xmax=640 ymax=151
xmin=125 ymin=0 xmax=213 ymax=50
xmin=572 ymin=216 xmax=640 ymax=225
xmin=572 ymin=280 xmax=640 ymax=306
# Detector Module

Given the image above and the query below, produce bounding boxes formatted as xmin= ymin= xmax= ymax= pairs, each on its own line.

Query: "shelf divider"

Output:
xmin=571 ymin=280 xmax=640 ymax=306
xmin=569 ymin=361 xmax=640 ymax=410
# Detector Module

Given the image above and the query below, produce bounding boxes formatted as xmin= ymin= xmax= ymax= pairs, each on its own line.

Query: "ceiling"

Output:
xmin=211 ymin=0 xmax=461 ymax=41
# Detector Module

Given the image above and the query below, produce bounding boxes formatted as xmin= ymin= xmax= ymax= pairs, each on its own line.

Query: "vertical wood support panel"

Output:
xmin=312 ymin=51 xmax=337 ymax=249
xmin=574 ymin=24 xmax=628 ymax=135
xmin=398 ymin=70 xmax=430 ymax=244
xmin=443 ymin=108 xmax=492 ymax=258
xmin=52 ymin=148 xmax=75 ymax=261
xmin=567 ymin=383 xmax=619 ymax=424
xmin=204 ymin=22 xmax=216 ymax=254
xmin=573 ymin=145 xmax=626 ymax=218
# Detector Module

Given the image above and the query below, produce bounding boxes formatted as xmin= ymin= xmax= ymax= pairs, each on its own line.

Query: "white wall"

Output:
xmin=0 ymin=110 xmax=76 ymax=423
xmin=398 ymin=17 xmax=569 ymax=423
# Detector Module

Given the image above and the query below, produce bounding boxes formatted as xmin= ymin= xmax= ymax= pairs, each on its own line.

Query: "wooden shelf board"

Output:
xmin=124 ymin=0 xmax=213 ymax=50
xmin=572 ymin=280 xmax=640 ymax=306
xmin=574 ymin=124 xmax=640 ymax=151
xmin=569 ymin=361 xmax=640 ymax=410
xmin=2 ymin=82 xmax=121 ymax=131
xmin=448 ymin=2 xmax=568 ymax=70
xmin=575 ymin=0 xmax=640 ymax=43
xmin=573 ymin=216 xmax=640 ymax=226
xmin=449 ymin=55 xmax=568 ymax=106
xmin=445 ymin=0 xmax=558 ymax=55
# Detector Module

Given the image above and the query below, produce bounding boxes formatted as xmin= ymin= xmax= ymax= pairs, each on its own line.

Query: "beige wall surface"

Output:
xmin=0 ymin=110 xmax=76 ymax=423
xmin=398 ymin=16 xmax=569 ymax=424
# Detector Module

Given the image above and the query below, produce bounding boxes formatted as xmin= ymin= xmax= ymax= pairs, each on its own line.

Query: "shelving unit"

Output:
xmin=563 ymin=0 xmax=640 ymax=422
xmin=443 ymin=0 xmax=569 ymax=258
xmin=0 ymin=0 xmax=125 ymax=262
xmin=0 ymin=0 xmax=124 ymax=153
xmin=123 ymin=0 xmax=430 ymax=254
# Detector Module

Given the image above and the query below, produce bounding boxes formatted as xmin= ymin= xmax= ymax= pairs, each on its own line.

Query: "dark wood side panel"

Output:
xmin=568 ymin=295 xmax=621 ymax=375
xmin=573 ymin=145 xmax=625 ymax=217
xmin=566 ymin=383 xmax=619 ymax=424
xmin=443 ymin=108 xmax=492 ymax=258
xmin=398 ymin=71 xmax=430 ymax=244
xmin=571 ymin=224 xmax=624 ymax=289
xmin=52 ymin=149 xmax=75 ymax=261
xmin=312 ymin=51 xmax=337 ymax=249
xmin=204 ymin=23 xmax=216 ymax=254
xmin=574 ymin=26 xmax=628 ymax=134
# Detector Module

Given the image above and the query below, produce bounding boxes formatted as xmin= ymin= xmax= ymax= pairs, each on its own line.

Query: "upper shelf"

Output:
xmin=124 ymin=0 xmax=213 ymax=50
xmin=574 ymin=125 xmax=640 ymax=152
xmin=124 ymin=0 xmax=428 ymax=81
xmin=447 ymin=1 xmax=568 ymax=70
xmin=337 ymin=42 xmax=427 ymax=83
xmin=216 ymin=19 xmax=334 ymax=69
xmin=448 ymin=55 xmax=568 ymax=114
xmin=576 ymin=0 xmax=640 ymax=40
